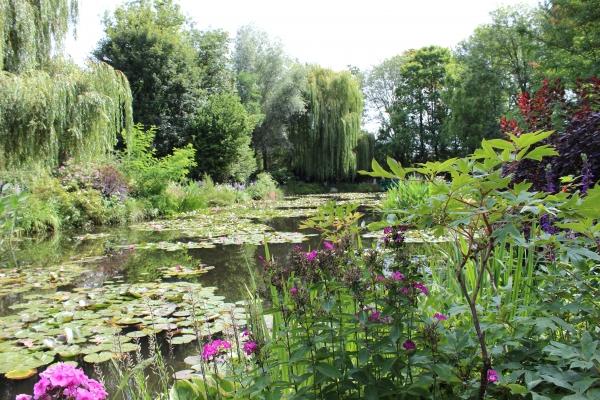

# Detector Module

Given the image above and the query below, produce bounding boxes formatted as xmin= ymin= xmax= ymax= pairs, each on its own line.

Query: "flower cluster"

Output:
xmin=487 ymin=369 xmax=499 ymax=383
xmin=382 ymin=226 xmax=407 ymax=247
xmin=201 ymin=339 xmax=231 ymax=361
xmin=16 ymin=363 xmax=107 ymax=400
xmin=241 ymin=329 xmax=260 ymax=357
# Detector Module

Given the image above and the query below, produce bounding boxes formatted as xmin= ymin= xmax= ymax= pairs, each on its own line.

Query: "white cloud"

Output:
xmin=66 ymin=0 xmax=540 ymax=70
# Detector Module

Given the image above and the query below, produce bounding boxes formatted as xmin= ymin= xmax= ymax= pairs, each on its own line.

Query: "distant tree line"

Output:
xmin=2 ymin=0 xmax=598 ymax=183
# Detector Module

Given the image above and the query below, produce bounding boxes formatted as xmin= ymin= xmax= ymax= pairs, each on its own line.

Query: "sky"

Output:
xmin=65 ymin=0 xmax=541 ymax=71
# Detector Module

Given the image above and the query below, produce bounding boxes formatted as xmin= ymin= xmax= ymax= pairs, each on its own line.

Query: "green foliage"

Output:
xmin=381 ymin=178 xmax=431 ymax=213
xmin=540 ymin=0 xmax=600 ymax=83
xmin=94 ymin=0 xmax=203 ymax=156
xmin=123 ymin=125 xmax=196 ymax=200
xmin=190 ymin=92 xmax=257 ymax=182
xmin=289 ymin=66 xmax=363 ymax=182
xmin=362 ymin=131 xmax=600 ymax=399
xmin=0 ymin=0 xmax=78 ymax=72
xmin=388 ymin=46 xmax=454 ymax=164
xmin=233 ymin=26 xmax=306 ymax=172
xmin=0 ymin=61 xmax=133 ymax=169
xmin=245 ymin=172 xmax=282 ymax=200
xmin=356 ymin=133 xmax=375 ymax=172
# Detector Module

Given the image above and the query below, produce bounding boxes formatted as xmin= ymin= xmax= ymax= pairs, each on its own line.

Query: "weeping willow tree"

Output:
xmin=289 ymin=67 xmax=363 ymax=182
xmin=0 ymin=0 xmax=78 ymax=73
xmin=0 ymin=62 xmax=133 ymax=169
xmin=356 ymin=132 xmax=375 ymax=172
xmin=0 ymin=0 xmax=133 ymax=169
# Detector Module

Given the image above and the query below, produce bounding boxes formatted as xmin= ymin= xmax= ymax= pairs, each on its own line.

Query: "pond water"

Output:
xmin=0 ymin=193 xmax=382 ymax=399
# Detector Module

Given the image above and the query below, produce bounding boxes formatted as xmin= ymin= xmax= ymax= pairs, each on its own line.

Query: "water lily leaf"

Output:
xmin=171 ymin=335 xmax=196 ymax=345
xmin=83 ymin=352 xmax=114 ymax=364
xmin=5 ymin=368 xmax=37 ymax=380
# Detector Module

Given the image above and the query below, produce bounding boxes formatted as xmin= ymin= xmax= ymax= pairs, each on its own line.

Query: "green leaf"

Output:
xmin=315 ymin=363 xmax=342 ymax=380
xmin=522 ymin=145 xmax=558 ymax=161
xmin=507 ymin=384 xmax=528 ymax=395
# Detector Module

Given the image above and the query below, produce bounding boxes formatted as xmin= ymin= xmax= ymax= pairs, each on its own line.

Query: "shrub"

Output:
xmin=381 ymin=178 xmax=431 ymax=212
xmin=246 ymin=172 xmax=282 ymax=200
xmin=178 ymin=182 xmax=208 ymax=212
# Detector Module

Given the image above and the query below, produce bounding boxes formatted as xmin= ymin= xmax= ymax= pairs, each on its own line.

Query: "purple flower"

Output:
xmin=375 ymin=274 xmax=386 ymax=282
xmin=243 ymin=341 xmax=259 ymax=356
xmin=305 ymin=250 xmax=318 ymax=262
xmin=433 ymin=312 xmax=448 ymax=321
xmin=391 ymin=271 xmax=405 ymax=281
xmin=290 ymin=287 xmax=298 ymax=296
xmin=323 ymin=241 xmax=335 ymax=251
xmin=400 ymin=287 xmax=410 ymax=296
xmin=413 ymin=282 xmax=429 ymax=295
xmin=540 ymin=214 xmax=558 ymax=234
xmin=15 ymin=395 xmax=32 ymax=400
xmin=487 ymin=369 xmax=499 ymax=383
xmin=202 ymin=339 xmax=232 ymax=361
xmin=402 ymin=340 xmax=416 ymax=350
xmin=383 ymin=226 xmax=393 ymax=234
xmin=368 ymin=310 xmax=382 ymax=322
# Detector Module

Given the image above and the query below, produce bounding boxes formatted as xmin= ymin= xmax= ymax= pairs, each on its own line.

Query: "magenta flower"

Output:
xmin=434 ymin=312 xmax=448 ymax=321
xmin=20 ymin=363 xmax=107 ymax=400
xmin=290 ymin=286 xmax=298 ymax=296
xmin=383 ymin=226 xmax=393 ymax=234
xmin=413 ymin=282 xmax=429 ymax=295
xmin=391 ymin=271 xmax=405 ymax=281
xmin=402 ymin=340 xmax=416 ymax=351
xmin=305 ymin=250 xmax=318 ymax=262
xmin=368 ymin=310 xmax=382 ymax=322
xmin=487 ymin=369 xmax=499 ymax=383
xmin=323 ymin=241 xmax=335 ymax=251
xmin=202 ymin=339 xmax=232 ymax=361
xmin=243 ymin=340 xmax=259 ymax=355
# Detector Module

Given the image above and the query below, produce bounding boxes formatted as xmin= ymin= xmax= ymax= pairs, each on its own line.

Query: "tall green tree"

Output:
xmin=539 ymin=0 xmax=600 ymax=82
xmin=389 ymin=46 xmax=453 ymax=164
xmin=445 ymin=37 xmax=507 ymax=155
xmin=188 ymin=92 xmax=256 ymax=182
xmin=0 ymin=0 xmax=78 ymax=73
xmin=94 ymin=0 xmax=202 ymax=156
xmin=365 ymin=55 xmax=406 ymax=141
xmin=0 ymin=0 xmax=132 ymax=169
xmin=289 ymin=67 xmax=363 ymax=182
xmin=233 ymin=26 xmax=305 ymax=171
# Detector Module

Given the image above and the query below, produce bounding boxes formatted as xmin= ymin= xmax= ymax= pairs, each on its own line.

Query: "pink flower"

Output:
xmin=400 ymin=287 xmax=410 ymax=295
xmin=305 ymin=250 xmax=318 ymax=262
xmin=375 ymin=275 xmax=386 ymax=282
xmin=27 ymin=363 xmax=107 ymax=400
xmin=323 ymin=241 xmax=335 ymax=251
xmin=434 ymin=312 xmax=447 ymax=321
xmin=33 ymin=377 xmax=51 ymax=398
xmin=402 ymin=340 xmax=416 ymax=350
xmin=487 ymin=369 xmax=499 ymax=383
xmin=391 ymin=271 xmax=405 ymax=281
xmin=15 ymin=395 xmax=32 ymax=400
xmin=290 ymin=287 xmax=298 ymax=296
xmin=202 ymin=339 xmax=232 ymax=361
xmin=242 ymin=329 xmax=249 ymax=337
xmin=413 ymin=282 xmax=429 ymax=295
xmin=243 ymin=341 xmax=259 ymax=355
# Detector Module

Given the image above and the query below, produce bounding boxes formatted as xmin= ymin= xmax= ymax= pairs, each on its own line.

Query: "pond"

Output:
xmin=0 ymin=193 xmax=382 ymax=399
